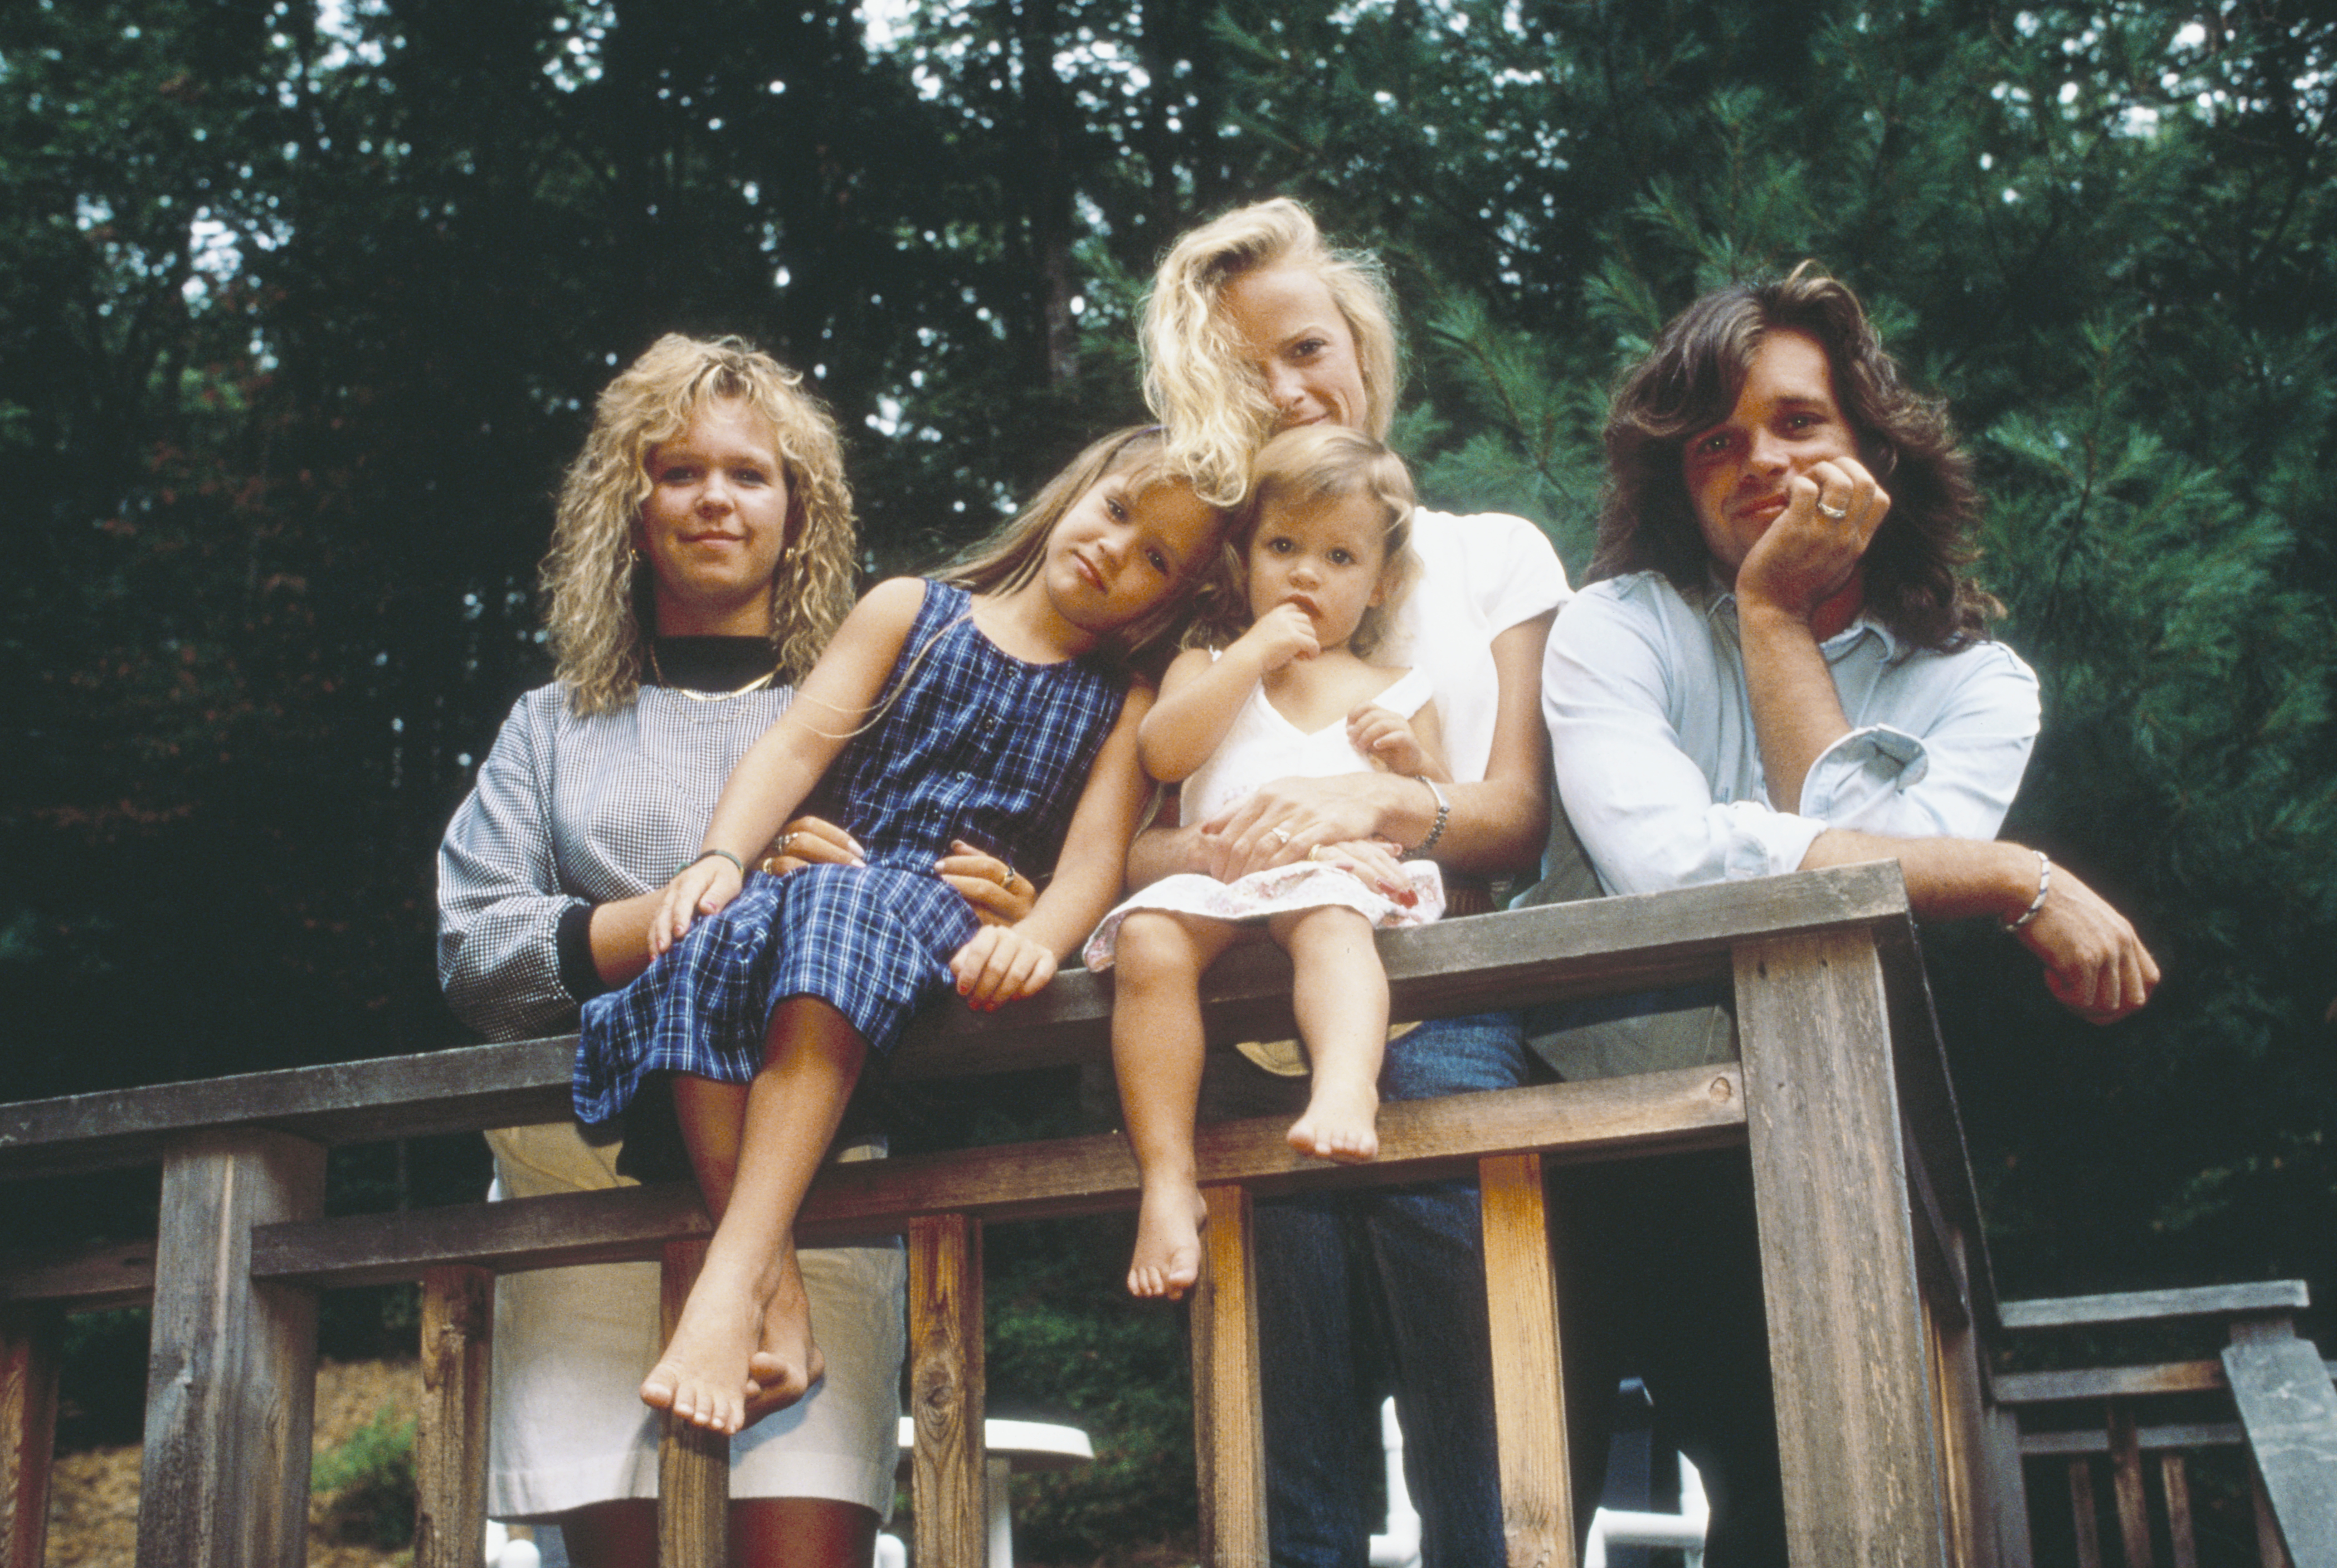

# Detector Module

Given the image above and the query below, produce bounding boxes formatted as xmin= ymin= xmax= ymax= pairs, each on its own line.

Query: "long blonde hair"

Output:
xmin=542 ymin=334 xmax=858 ymax=715
xmin=944 ymin=425 xmax=1222 ymax=673
xmin=1141 ymin=197 xmax=1402 ymax=509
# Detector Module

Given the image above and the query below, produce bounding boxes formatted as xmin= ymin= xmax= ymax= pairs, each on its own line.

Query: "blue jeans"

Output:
xmin=1244 ymin=1010 xmax=1535 ymax=1568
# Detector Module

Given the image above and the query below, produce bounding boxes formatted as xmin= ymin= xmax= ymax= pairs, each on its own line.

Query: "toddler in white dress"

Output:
xmin=1085 ymin=426 xmax=1446 ymax=1298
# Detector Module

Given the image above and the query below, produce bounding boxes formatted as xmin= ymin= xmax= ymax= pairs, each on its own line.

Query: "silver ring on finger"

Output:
xmin=1817 ymin=498 xmax=1849 ymax=519
xmin=1263 ymin=827 xmax=1292 ymax=850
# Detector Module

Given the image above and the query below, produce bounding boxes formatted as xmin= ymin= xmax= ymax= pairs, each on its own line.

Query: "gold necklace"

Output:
xmin=646 ymin=642 xmax=778 ymax=702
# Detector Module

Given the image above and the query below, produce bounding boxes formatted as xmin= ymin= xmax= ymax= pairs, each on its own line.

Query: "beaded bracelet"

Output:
xmin=1408 ymin=776 xmax=1450 ymax=860
xmin=676 ymin=848 xmax=746 ymax=881
xmin=2001 ymin=850 xmax=2051 ymax=933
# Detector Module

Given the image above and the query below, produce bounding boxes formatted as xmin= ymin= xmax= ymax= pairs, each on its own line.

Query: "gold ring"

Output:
xmin=1307 ymin=844 xmax=1333 ymax=863
xmin=999 ymin=866 xmax=1020 ymax=893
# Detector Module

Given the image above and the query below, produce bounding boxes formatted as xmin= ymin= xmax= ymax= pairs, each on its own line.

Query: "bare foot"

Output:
xmin=640 ymin=1258 xmax=770 ymax=1435
xmin=742 ymin=1248 xmax=827 ymax=1425
xmin=1126 ymin=1180 xmax=1210 ymax=1301
xmin=1288 ymin=1077 xmax=1380 ymax=1163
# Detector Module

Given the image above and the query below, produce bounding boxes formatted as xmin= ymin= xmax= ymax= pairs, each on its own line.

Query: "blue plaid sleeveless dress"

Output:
xmin=574 ymin=581 xmax=1126 ymax=1126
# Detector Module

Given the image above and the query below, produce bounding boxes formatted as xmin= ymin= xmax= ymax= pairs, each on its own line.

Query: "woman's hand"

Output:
xmin=650 ymin=854 xmax=744 ymax=953
xmin=937 ymin=839 xmax=1039 ymax=928
xmin=949 ymin=925 xmax=1059 ymax=1010
xmin=1201 ymin=773 xmax=1395 ymax=881
xmin=2013 ymin=864 xmax=2161 ymax=1025
xmin=1348 ymin=704 xmax=1428 ymax=777
xmin=758 ymin=815 xmax=865 ymax=876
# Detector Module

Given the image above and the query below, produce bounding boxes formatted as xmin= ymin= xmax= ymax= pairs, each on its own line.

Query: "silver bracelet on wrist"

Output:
xmin=1408 ymin=776 xmax=1449 ymax=860
xmin=2000 ymin=849 xmax=2051 ymax=933
xmin=679 ymin=848 xmax=746 ymax=881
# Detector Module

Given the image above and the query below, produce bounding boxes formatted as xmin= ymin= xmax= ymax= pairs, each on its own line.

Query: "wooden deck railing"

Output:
xmin=3 ymin=862 xmax=2007 ymax=1567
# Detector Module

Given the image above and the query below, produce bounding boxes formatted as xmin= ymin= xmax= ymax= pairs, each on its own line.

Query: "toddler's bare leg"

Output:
xmin=1273 ymin=904 xmax=1386 ymax=1163
xmin=643 ymin=997 xmax=866 ymax=1433
xmin=1111 ymin=910 xmax=1240 ymax=1299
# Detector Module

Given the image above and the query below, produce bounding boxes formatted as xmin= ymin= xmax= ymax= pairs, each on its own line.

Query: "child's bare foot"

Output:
xmin=1127 ymin=1180 xmax=1210 ymax=1301
xmin=742 ymin=1249 xmax=826 ymax=1425
xmin=1288 ymin=1078 xmax=1380 ymax=1163
xmin=640 ymin=1259 xmax=769 ymax=1435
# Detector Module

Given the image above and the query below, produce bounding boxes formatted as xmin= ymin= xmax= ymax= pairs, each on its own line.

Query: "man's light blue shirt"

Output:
xmin=1543 ymin=571 xmax=2040 ymax=897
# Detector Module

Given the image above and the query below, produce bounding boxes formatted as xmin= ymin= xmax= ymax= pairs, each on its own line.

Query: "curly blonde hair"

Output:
xmin=1140 ymin=197 xmax=1402 ymax=509
xmin=542 ymin=334 xmax=858 ymax=715
xmin=943 ymin=425 xmax=1226 ymax=674
xmin=1193 ymin=425 xmax=1420 ymax=657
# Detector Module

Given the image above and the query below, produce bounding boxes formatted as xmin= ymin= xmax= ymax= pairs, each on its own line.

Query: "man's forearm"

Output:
xmin=1738 ymin=600 xmax=1853 ymax=815
xmin=1798 ymin=828 xmax=2037 ymax=923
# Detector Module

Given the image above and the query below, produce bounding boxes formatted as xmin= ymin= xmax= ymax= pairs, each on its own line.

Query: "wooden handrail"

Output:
xmin=1 ymin=862 xmax=2004 ymax=1568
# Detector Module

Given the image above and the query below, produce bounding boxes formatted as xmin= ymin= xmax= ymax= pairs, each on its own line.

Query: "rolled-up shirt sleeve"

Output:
xmin=437 ymin=697 xmax=584 ymax=1040
xmin=1543 ymin=575 xmax=2039 ymax=897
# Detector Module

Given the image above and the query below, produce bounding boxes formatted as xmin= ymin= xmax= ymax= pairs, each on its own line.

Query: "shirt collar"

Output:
xmin=1697 ymin=573 xmax=1904 ymax=661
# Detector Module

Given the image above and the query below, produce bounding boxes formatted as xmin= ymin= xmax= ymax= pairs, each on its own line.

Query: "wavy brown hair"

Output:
xmin=1596 ymin=264 xmax=1997 ymax=651
xmin=944 ymin=425 xmax=1225 ymax=675
xmin=543 ymin=334 xmax=858 ymax=715
xmin=1141 ymin=197 xmax=1401 ymax=509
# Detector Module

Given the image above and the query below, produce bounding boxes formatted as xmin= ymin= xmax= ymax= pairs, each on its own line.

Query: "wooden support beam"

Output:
xmin=2069 ymin=1458 xmax=2102 ymax=1568
xmin=1999 ymin=1282 xmax=2311 ymax=1332
xmin=658 ymin=1240 xmax=727 ymax=1568
xmin=1735 ymin=927 xmax=1945 ymax=1567
xmin=1994 ymin=1362 xmax=2233 ymax=1405
xmin=1480 ymin=1152 xmax=1570 ymax=1568
xmin=414 ymin=1266 xmax=492 ymax=1568
xmin=1192 ymin=1184 xmax=1266 ymax=1568
xmin=2163 ymin=1454 xmax=2197 ymax=1568
xmin=2109 ymin=1405 xmax=2155 ymax=1568
xmin=908 ymin=1215 xmax=985 ymax=1568
xmin=2224 ymin=1329 xmax=2337 ymax=1568
xmin=1 ymin=1307 xmax=60 ymax=1568
xmin=135 ymin=1129 xmax=324 ymax=1568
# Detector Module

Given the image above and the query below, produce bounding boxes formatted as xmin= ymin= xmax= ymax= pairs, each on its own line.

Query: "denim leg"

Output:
xmin=1251 ymin=1011 xmax=1534 ymax=1567
xmin=1255 ymin=1194 xmax=1377 ymax=1568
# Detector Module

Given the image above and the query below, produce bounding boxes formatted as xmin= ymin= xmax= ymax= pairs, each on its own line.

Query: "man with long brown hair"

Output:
xmin=1527 ymin=267 xmax=2158 ymax=1565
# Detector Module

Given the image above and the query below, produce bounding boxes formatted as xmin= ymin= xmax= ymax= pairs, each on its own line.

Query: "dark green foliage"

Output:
xmin=310 ymin=1403 xmax=418 ymax=1549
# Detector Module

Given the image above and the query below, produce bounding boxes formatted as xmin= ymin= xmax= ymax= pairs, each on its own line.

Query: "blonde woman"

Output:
xmin=1130 ymin=199 xmax=1571 ymax=1566
xmin=438 ymin=335 xmax=1028 ymax=1567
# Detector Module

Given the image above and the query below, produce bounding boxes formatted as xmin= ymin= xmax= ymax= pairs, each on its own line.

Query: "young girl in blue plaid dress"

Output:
xmin=577 ymin=426 xmax=1225 ymax=1435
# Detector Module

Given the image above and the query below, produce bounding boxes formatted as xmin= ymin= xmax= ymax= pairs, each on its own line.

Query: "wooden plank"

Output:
xmin=1999 ymin=1282 xmax=2311 ymax=1332
xmin=413 ymin=1267 xmax=491 ymax=1568
xmin=2252 ymin=1462 xmax=2294 ymax=1568
xmin=2021 ymin=1423 xmax=2247 ymax=1456
xmin=2109 ymin=1406 xmax=2155 ymax=1568
xmin=0 ymin=1240 xmax=155 ymax=1311
xmin=2163 ymin=1454 xmax=2198 ymax=1568
xmin=1191 ymin=1184 xmax=1265 ymax=1568
xmin=2070 ymin=1458 xmax=2102 ymax=1568
xmin=657 ymin=1240 xmax=726 ymax=1568
xmin=1478 ymin=1153 xmax=1571 ymax=1568
xmin=135 ymin=1129 xmax=324 ymax=1568
xmin=0 ymin=864 xmax=1906 ymax=1179
xmin=1923 ymin=1235 xmax=1998 ymax=1568
xmin=908 ymin=1215 xmax=985 ymax=1568
xmin=1994 ymin=1362 xmax=2232 ymax=1405
xmin=1984 ymin=1406 xmax=2036 ymax=1568
xmin=2223 ymin=1333 xmax=2337 ymax=1568
xmin=246 ymin=1068 xmax=1747 ymax=1289
xmin=1 ymin=1307 xmax=60 ymax=1568
xmin=1735 ymin=928 xmax=1946 ymax=1566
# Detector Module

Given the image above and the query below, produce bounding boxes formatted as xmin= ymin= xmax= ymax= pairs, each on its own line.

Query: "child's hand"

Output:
xmin=1348 ymin=703 xmax=1426 ymax=776
xmin=948 ymin=926 xmax=1059 ymax=1011
xmin=650 ymin=854 xmax=745 ymax=955
xmin=1238 ymin=601 xmax=1320 ymax=671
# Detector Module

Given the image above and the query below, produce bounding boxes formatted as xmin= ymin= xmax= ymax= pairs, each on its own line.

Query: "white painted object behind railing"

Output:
xmin=1369 ymin=1396 xmax=1422 ymax=1568
xmin=1582 ymin=1452 xmax=1708 ymax=1568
